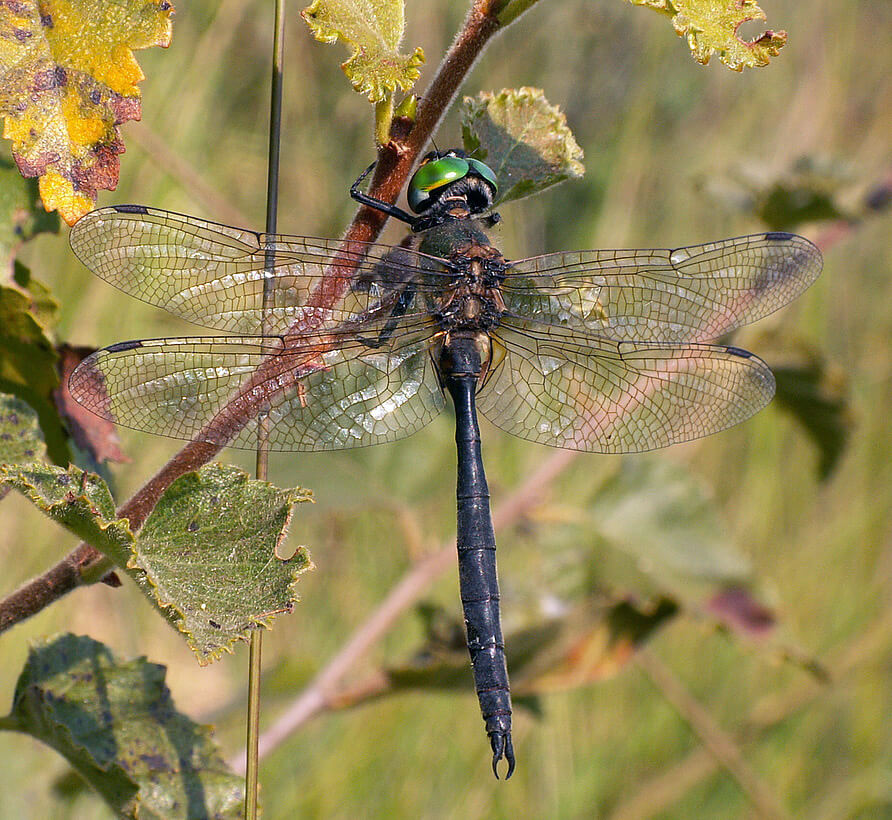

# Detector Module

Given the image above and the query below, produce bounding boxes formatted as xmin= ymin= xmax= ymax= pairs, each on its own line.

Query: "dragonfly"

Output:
xmin=68 ymin=149 xmax=822 ymax=778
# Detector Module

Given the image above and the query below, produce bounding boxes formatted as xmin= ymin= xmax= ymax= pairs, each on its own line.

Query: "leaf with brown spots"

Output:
xmin=131 ymin=463 xmax=313 ymax=663
xmin=0 ymin=392 xmax=46 ymax=466
xmin=2 ymin=633 xmax=245 ymax=819
xmin=0 ymin=0 xmax=174 ymax=224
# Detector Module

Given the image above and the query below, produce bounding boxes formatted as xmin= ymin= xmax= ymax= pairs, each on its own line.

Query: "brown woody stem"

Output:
xmin=0 ymin=1 xmax=508 ymax=634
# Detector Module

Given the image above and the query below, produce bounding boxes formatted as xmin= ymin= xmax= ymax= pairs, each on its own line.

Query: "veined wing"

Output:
xmin=68 ymin=317 xmax=445 ymax=451
xmin=502 ymin=232 xmax=821 ymax=343
xmin=69 ymin=206 xmax=455 ymax=336
xmin=477 ymin=318 xmax=775 ymax=454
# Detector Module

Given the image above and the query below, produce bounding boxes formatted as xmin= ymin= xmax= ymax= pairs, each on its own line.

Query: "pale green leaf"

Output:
xmin=132 ymin=463 xmax=313 ymax=663
xmin=460 ymin=87 xmax=584 ymax=204
xmin=1 ymin=633 xmax=244 ymax=819
xmin=301 ymin=0 xmax=424 ymax=102
xmin=628 ymin=0 xmax=787 ymax=71
xmin=590 ymin=457 xmax=751 ymax=591
xmin=0 ymin=393 xmax=46 ymax=465
xmin=12 ymin=261 xmax=60 ymax=329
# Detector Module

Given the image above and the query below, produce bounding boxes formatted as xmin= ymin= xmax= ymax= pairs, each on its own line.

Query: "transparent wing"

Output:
xmin=477 ymin=318 xmax=775 ymax=453
xmin=69 ymin=206 xmax=455 ymax=335
xmin=502 ymin=232 xmax=821 ymax=343
xmin=68 ymin=319 xmax=445 ymax=451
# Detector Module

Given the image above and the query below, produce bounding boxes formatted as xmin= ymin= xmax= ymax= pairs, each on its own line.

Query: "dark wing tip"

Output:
xmin=106 ymin=340 xmax=145 ymax=353
xmin=112 ymin=204 xmax=149 ymax=215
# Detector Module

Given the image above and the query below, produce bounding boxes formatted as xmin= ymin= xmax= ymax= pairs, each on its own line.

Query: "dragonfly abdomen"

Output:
xmin=441 ymin=333 xmax=515 ymax=778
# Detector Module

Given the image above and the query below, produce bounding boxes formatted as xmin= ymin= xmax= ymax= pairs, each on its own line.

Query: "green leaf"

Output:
xmin=0 ymin=154 xmax=59 ymax=271
xmin=757 ymin=185 xmax=845 ymax=232
xmin=301 ymin=0 xmax=424 ymax=103
xmin=12 ymin=260 xmax=59 ymax=328
xmin=0 ymin=281 xmax=69 ymax=464
xmin=0 ymin=463 xmax=132 ymax=577
xmin=132 ymin=463 xmax=313 ymax=663
xmin=774 ymin=365 xmax=849 ymax=480
xmin=759 ymin=336 xmax=851 ymax=480
xmin=495 ymin=0 xmax=545 ymax=27
xmin=737 ymin=329 xmax=850 ymax=480
xmin=1 ymin=633 xmax=244 ymax=819
xmin=50 ymin=768 xmax=91 ymax=803
xmin=0 ymin=462 xmax=315 ymax=658
xmin=700 ymin=156 xmax=852 ymax=231
xmin=460 ymin=87 xmax=584 ymax=205
xmin=0 ymin=392 xmax=46 ymax=465
xmin=627 ymin=0 xmax=787 ymax=71
xmin=589 ymin=457 xmax=752 ymax=594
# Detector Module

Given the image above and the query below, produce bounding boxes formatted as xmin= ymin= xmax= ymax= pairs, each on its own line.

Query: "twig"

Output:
xmin=129 ymin=123 xmax=253 ymax=227
xmin=227 ymin=446 xmax=576 ymax=772
xmin=244 ymin=0 xmax=286 ymax=814
xmin=610 ymin=604 xmax=892 ymax=820
xmin=0 ymin=1 xmax=512 ymax=633
xmin=635 ymin=649 xmax=790 ymax=820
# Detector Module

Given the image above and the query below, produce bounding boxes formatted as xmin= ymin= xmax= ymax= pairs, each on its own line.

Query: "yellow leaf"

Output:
xmin=0 ymin=0 xmax=174 ymax=225
xmin=38 ymin=171 xmax=94 ymax=225
xmin=302 ymin=0 xmax=424 ymax=103
xmin=628 ymin=0 xmax=787 ymax=71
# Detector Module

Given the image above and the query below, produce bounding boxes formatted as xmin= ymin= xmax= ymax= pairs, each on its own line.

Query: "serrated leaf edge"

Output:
xmin=0 ymin=464 xmax=134 ymax=567
xmin=130 ymin=474 xmax=313 ymax=664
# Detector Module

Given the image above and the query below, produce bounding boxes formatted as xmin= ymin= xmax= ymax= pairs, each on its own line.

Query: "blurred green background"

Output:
xmin=2 ymin=0 xmax=890 ymax=817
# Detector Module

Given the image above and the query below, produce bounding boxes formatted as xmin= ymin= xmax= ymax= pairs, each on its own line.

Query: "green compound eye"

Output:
xmin=408 ymin=156 xmax=469 ymax=212
xmin=466 ymin=158 xmax=498 ymax=195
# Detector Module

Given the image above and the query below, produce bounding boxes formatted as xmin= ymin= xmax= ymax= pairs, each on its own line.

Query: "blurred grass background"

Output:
xmin=1 ymin=0 xmax=890 ymax=817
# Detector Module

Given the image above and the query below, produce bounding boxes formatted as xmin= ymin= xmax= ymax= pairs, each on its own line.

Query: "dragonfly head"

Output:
xmin=407 ymin=149 xmax=498 ymax=224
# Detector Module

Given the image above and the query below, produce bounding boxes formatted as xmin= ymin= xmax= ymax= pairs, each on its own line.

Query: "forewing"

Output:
xmin=68 ymin=321 xmax=445 ymax=451
xmin=69 ymin=206 xmax=453 ymax=335
xmin=502 ymin=232 xmax=821 ymax=343
xmin=477 ymin=319 xmax=775 ymax=453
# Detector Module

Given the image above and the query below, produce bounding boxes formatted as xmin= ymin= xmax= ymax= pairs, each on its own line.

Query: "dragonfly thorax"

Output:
xmin=435 ymin=258 xmax=507 ymax=334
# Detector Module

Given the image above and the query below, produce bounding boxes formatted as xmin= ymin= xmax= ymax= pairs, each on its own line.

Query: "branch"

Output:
xmin=609 ymin=605 xmax=892 ymax=820
xmin=635 ymin=649 xmax=790 ymax=820
xmin=0 ymin=2 xmax=510 ymax=632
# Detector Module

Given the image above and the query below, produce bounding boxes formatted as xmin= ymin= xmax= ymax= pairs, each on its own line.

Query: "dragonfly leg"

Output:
xmin=356 ymin=284 xmax=417 ymax=348
xmin=350 ymin=159 xmax=417 ymax=226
